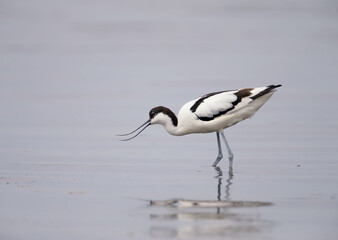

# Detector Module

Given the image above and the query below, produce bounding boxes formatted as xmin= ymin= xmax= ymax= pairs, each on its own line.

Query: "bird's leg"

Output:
xmin=212 ymin=132 xmax=223 ymax=167
xmin=220 ymin=131 xmax=234 ymax=171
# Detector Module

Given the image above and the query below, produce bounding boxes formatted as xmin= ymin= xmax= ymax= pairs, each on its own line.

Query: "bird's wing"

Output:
xmin=191 ymin=85 xmax=280 ymax=121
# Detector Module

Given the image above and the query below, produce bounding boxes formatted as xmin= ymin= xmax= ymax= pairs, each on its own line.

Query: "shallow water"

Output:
xmin=1 ymin=0 xmax=338 ymax=239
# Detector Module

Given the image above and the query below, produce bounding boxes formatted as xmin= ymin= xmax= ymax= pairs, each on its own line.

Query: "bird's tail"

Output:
xmin=251 ymin=84 xmax=281 ymax=100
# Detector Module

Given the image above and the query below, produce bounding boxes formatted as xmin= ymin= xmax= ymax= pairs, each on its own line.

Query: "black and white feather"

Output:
xmin=190 ymin=85 xmax=281 ymax=122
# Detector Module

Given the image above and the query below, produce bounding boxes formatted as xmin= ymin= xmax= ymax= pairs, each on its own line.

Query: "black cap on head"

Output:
xmin=149 ymin=106 xmax=178 ymax=126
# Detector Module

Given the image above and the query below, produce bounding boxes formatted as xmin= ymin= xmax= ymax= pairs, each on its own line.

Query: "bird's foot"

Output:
xmin=212 ymin=154 xmax=223 ymax=167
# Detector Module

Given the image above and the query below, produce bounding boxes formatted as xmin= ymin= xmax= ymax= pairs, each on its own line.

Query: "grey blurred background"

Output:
xmin=1 ymin=0 xmax=338 ymax=163
xmin=1 ymin=1 xmax=338 ymax=240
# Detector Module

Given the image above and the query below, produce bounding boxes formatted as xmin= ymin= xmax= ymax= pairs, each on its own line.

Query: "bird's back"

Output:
xmin=176 ymin=85 xmax=281 ymax=134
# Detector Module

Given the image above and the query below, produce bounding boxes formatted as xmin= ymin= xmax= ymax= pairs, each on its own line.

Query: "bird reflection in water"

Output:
xmin=214 ymin=166 xmax=233 ymax=215
xmin=149 ymin=167 xmax=273 ymax=238
xmin=214 ymin=166 xmax=233 ymax=201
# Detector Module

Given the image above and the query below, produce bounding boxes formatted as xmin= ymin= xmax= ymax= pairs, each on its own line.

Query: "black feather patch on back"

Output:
xmin=195 ymin=88 xmax=253 ymax=122
xmin=250 ymin=84 xmax=281 ymax=100
xmin=190 ymin=90 xmax=232 ymax=113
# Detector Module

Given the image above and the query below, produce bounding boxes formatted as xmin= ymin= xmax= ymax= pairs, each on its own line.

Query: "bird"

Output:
xmin=119 ymin=84 xmax=281 ymax=169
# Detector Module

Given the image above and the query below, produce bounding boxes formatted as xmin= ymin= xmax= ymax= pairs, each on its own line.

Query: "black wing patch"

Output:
xmin=190 ymin=90 xmax=231 ymax=113
xmin=250 ymin=84 xmax=281 ymax=100
xmin=193 ymin=88 xmax=254 ymax=121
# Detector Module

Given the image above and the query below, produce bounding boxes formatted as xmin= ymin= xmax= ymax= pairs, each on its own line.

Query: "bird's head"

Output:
xmin=118 ymin=106 xmax=177 ymax=141
xmin=149 ymin=106 xmax=177 ymax=126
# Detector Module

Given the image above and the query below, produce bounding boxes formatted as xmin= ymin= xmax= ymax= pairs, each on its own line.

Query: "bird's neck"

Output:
xmin=162 ymin=112 xmax=181 ymax=136
xmin=163 ymin=119 xmax=182 ymax=136
xmin=157 ymin=111 xmax=185 ymax=136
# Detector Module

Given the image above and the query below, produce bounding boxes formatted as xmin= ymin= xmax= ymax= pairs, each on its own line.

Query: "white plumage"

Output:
xmin=119 ymin=84 xmax=281 ymax=169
